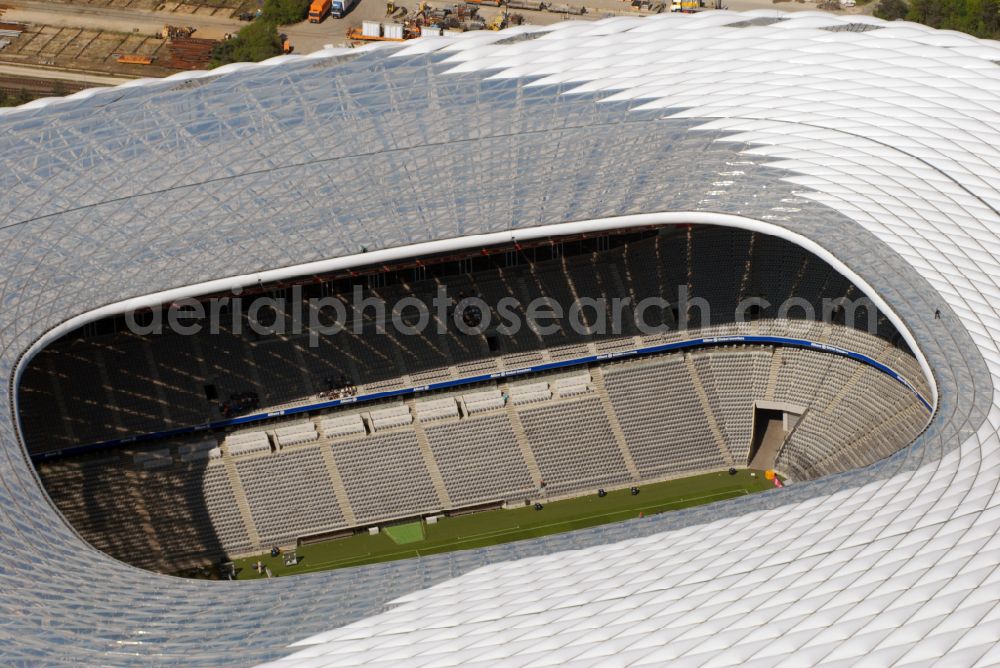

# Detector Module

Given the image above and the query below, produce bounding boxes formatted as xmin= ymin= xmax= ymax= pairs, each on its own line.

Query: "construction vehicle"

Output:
xmin=308 ymin=0 xmax=331 ymax=22
xmin=280 ymin=33 xmax=293 ymax=53
xmin=161 ymin=25 xmax=196 ymax=39
xmin=670 ymin=0 xmax=701 ymax=11
xmin=331 ymin=0 xmax=357 ymax=17
xmin=486 ymin=12 xmax=505 ymax=29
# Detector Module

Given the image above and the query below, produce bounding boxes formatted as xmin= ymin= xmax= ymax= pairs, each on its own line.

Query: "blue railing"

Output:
xmin=30 ymin=334 xmax=932 ymax=463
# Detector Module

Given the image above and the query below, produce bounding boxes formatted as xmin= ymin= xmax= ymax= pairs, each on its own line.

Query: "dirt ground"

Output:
xmin=0 ymin=0 xmax=866 ymax=84
xmin=282 ymin=0 xmax=863 ymax=52
xmin=31 ymin=0 xmax=257 ymax=19
xmin=4 ymin=0 xmax=246 ymax=38
xmin=0 ymin=23 xmax=179 ymax=76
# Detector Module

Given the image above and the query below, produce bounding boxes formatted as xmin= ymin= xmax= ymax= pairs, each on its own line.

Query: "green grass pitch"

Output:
xmin=383 ymin=520 xmax=425 ymax=545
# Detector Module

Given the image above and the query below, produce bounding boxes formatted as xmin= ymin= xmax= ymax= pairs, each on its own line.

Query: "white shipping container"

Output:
xmin=420 ymin=25 xmax=441 ymax=37
xmin=384 ymin=23 xmax=404 ymax=39
xmin=362 ymin=20 xmax=381 ymax=37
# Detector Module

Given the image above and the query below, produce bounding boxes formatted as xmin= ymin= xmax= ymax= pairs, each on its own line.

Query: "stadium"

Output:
xmin=1 ymin=9 xmax=998 ymax=667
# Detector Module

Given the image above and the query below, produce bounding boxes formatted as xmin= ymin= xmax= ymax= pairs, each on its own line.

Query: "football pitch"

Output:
xmin=232 ymin=469 xmax=779 ymax=579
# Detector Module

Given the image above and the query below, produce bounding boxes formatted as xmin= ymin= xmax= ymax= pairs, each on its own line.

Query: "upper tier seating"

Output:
xmin=20 ymin=227 xmax=924 ymax=455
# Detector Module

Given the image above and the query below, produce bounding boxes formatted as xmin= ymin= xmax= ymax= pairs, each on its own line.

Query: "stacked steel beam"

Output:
xmin=163 ymin=37 xmax=216 ymax=70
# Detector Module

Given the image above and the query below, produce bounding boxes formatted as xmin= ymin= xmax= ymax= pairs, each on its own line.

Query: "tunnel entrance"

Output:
xmin=748 ymin=405 xmax=798 ymax=470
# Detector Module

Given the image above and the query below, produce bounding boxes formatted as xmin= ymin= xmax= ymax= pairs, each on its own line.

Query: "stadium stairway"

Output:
xmin=500 ymin=386 xmax=544 ymax=490
xmin=221 ymin=451 xmax=261 ymax=551
xmin=319 ymin=445 xmax=358 ymax=527
xmin=826 ymin=361 xmax=866 ymax=416
xmin=126 ymin=470 xmax=166 ymax=567
xmin=684 ymin=353 xmax=736 ymax=468
xmin=589 ymin=366 xmax=641 ymax=481
xmin=764 ymin=348 xmax=782 ymax=401
xmin=406 ymin=397 xmax=453 ymax=510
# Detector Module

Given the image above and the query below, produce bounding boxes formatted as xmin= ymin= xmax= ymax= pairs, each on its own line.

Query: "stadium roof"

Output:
xmin=1 ymin=9 xmax=999 ymax=666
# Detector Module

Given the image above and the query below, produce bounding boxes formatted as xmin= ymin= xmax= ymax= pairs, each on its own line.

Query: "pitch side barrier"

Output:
xmin=30 ymin=334 xmax=934 ymax=463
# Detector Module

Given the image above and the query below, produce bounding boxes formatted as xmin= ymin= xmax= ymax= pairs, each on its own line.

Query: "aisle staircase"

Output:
xmin=503 ymin=389 xmax=543 ymax=488
xmin=221 ymin=454 xmax=261 ymax=550
xmin=319 ymin=446 xmax=358 ymax=526
xmin=406 ymin=397 xmax=453 ymax=509
xmin=590 ymin=366 xmax=641 ymax=480
xmin=684 ymin=353 xmax=736 ymax=467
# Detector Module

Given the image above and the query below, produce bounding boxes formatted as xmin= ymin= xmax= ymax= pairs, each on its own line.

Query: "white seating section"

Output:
xmin=694 ymin=350 xmax=772 ymax=465
xmin=414 ymin=397 xmax=460 ymax=422
xmin=520 ymin=397 xmax=632 ymax=496
xmin=777 ymin=359 xmax=925 ymax=480
xmin=425 ymin=415 xmax=536 ymax=506
xmin=274 ymin=422 xmax=319 ymax=448
xmin=319 ymin=413 xmax=366 ymax=438
xmin=604 ymin=356 xmax=727 ymax=477
xmin=508 ymin=381 xmax=552 ymax=406
xmin=225 ymin=431 xmax=271 ymax=457
xmin=774 ymin=348 xmax=835 ymax=406
xmin=332 ymin=433 xmax=440 ymax=525
xmin=368 ymin=404 xmax=413 ymax=431
xmin=235 ymin=448 xmax=346 ymax=546
xmin=550 ymin=371 xmax=592 ymax=398
xmin=461 ymin=390 xmax=505 ymax=415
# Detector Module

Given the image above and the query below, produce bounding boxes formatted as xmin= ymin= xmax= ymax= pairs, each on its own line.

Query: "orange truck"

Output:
xmin=308 ymin=0 xmax=332 ymax=22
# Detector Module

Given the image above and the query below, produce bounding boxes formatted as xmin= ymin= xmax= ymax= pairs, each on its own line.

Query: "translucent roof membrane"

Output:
xmin=0 ymin=11 xmax=998 ymax=666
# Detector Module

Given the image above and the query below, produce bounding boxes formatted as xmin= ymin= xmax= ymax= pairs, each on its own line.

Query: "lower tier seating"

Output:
xmin=37 ymin=326 xmax=929 ymax=573
xmin=425 ymin=415 xmax=536 ymax=506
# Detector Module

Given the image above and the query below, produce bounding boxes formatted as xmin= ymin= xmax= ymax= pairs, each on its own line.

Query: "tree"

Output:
xmin=981 ymin=0 xmax=1000 ymax=33
xmin=261 ymin=0 xmax=310 ymax=25
xmin=873 ymin=0 xmax=1000 ymax=38
xmin=907 ymin=0 xmax=953 ymax=28
xmin=211 ymin=19 xmax=283 ymax=67
xmin=875 ymin=0 xmax=908 ymax=20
